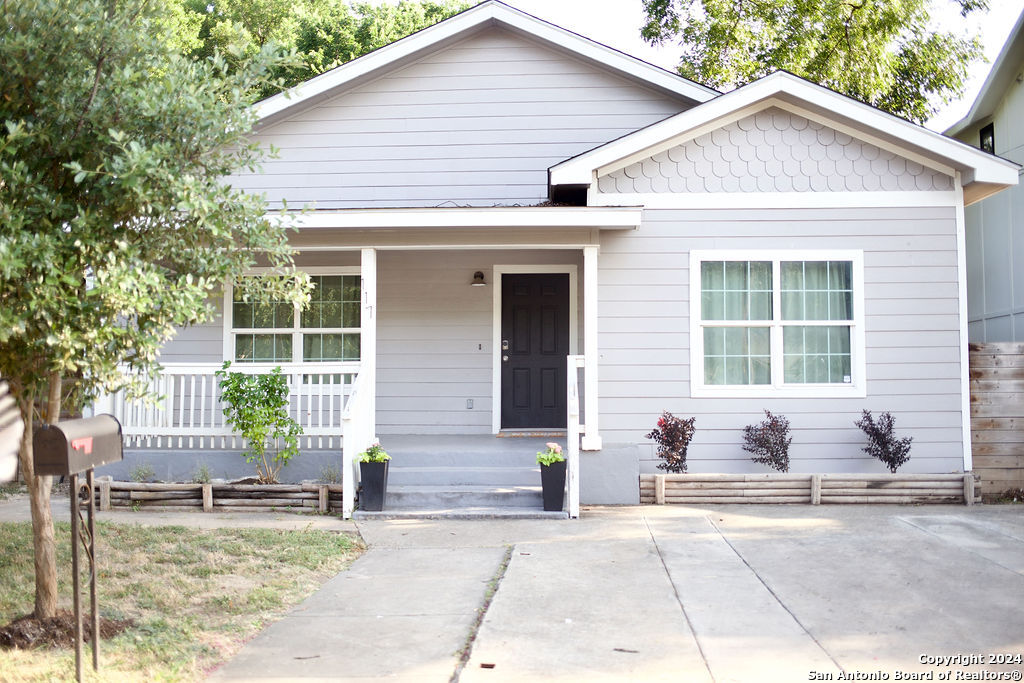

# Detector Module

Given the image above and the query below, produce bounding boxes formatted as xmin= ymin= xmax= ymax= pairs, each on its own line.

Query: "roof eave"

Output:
xmin=550 ymin=72 xmax=1020 ymax=194
xmin=944 ymin=8 xmax=1024 ymax=137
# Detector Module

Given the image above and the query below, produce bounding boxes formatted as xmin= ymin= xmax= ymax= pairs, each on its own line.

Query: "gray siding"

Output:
xmin=230 ymin=28 xmax=690 ymax=208
xmin=597 ymin=206 xmax=966 ymax=475
xmin=157 ymin=297 xmax=224 ymax=364
xmin=376 ymin=249 xmax=583 ymax=434
xmin=599 ymin=107 xmax=953 ymax=194
xmin=954 ymin=55 xmax=1024 ymax=342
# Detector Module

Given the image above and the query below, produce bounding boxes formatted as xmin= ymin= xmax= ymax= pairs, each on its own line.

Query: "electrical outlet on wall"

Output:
xmin=466 ymin=399 xmax=474 ymax=409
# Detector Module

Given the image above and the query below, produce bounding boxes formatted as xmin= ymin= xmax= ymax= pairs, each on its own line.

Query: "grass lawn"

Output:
xmin=0 ymin=518 xmax=363 ymax=681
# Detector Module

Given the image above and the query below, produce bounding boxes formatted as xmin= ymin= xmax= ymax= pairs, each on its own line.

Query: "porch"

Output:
xmin=93 ymin=208 xmax=640 ymax=517
xmin=96 ymin=362 xmax=586 ymax=519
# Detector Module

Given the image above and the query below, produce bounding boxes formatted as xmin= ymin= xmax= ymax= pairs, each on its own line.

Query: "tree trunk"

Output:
xmin=17 ymin=384 xmax=59 ymax=619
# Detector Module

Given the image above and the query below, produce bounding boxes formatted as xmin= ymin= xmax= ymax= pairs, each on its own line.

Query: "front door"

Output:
xmin=501 ymin=273 xmax=570 ymax=429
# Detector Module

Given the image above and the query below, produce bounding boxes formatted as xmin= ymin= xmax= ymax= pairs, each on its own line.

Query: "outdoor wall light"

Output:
xmin=471 ymin=271 xmax=487 ymax=287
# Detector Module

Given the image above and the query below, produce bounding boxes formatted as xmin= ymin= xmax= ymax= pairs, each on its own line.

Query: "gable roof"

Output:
xmin=549 ymin=71 xmax=1019 ymax=205
xmin=253 ymin=0 xmax=717 ymax=127
xmin=945 ymin=8 xmax=1024 ymax=137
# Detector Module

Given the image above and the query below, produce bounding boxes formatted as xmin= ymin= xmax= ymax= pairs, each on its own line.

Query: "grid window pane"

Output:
xmin=302 ymin=333 xmax=361 ymax=361
xmin=700 ymin=261 xmax=772 ymax=321
xmin=700 ymin=258 xmax=856 ymax=389
xmin=303 ymin=276 xmax=361 ymax=329
xmin=251 ymin=302 xmax=293 ymax=329
xmin=781 ymin=261 xmax=853 ymax=321
xmin=235 ymin=333 xmax=292 ymax=363
xmin=704 ymin=326 xmax=770 ymax=385
xmin=782 ymin=326 xmax=852 ymax=383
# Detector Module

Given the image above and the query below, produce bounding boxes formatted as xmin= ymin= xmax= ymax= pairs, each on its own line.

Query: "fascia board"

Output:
xmin=550 ymin=72 xmax=1019 ymax=187
xmin=945 ymin=9 xmax=1024 ymax=137
xmin=491 ymin=6 xmax=717 ymax=103
xmin=253 ymin=1 xmax=715 ymax=124
xmin=269 ymin=207 xmax=643 ymax=230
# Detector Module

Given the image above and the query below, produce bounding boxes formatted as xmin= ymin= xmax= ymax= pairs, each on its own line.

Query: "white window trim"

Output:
xmin=222 ymin=266 xmax=362 ymax=367
xmin=689 ymin=249 xmax=866 ymax=399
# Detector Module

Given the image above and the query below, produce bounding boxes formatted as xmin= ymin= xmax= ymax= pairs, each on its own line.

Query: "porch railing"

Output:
xmin=96 ymin=362 xmax=359 ymax=450
xmin=341 ymin=370 xmax=375 ymax=519
xmin=566 ymin=354 xmax=584 ymax=518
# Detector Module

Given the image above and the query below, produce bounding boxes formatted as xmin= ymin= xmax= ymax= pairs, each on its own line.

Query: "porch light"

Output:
xmin=471 ymin=271 xmax=487 ymax=287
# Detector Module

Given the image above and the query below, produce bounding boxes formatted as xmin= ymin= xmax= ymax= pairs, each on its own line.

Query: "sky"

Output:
xmin=476 ymin=0 xmax=1024 ymax=132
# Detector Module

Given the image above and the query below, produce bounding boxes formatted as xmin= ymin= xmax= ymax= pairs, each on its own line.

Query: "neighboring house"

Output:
xmin=946 ymin=8 xmax=1024 ymax=342
xmin=101 ymin=1 xmax=1018 ymax=510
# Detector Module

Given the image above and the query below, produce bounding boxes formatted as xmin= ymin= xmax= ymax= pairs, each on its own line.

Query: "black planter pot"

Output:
xmin=359 ymin=460 xmax=389 ymax=511
xmin=540 ymin=460 xmax=566 ymax=512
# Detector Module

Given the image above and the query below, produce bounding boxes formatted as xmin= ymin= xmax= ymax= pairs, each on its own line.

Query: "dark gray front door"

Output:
xmin=500 ymin=273 xmax=569 ymax=429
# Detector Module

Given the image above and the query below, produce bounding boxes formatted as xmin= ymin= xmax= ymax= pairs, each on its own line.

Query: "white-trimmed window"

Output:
xmin=690 ymin=250 xmax=865 ymax=398
xmin=226 ymin=269 xmax=361 ymax=364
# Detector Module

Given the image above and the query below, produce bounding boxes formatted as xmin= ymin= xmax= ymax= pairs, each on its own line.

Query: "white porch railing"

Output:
xmin=566 ymin=354 xmax=584 ymax=519
xmin=97 ymin=362 xmax=359 ymax=450
xmin=341 ymin=370 xmax=375 ymax=519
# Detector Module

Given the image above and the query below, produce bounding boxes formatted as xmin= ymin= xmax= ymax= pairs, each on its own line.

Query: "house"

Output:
xmin=98 ymin=1 xmax=1018 ymax=515
xmin=945 ymin=8 xmax=1024 ymax=342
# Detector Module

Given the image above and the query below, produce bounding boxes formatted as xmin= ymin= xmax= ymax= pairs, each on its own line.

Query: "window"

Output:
xmin=691 ymin=251 xmax=864 ymax=397
xmin=228 ymin=272 xmax=361 ymax=364
xmin=979 ymin=123 xmax=995 ymax=154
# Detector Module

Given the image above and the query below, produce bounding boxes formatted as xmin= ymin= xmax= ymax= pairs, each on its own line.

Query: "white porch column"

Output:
xmin=361 ymin=248 xmax=377 ymax=440
xmin=582 ymin=245 xmax=602 ymax=451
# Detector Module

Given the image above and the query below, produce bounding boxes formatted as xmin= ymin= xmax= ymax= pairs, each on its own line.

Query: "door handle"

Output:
xmin=502 ymin=355 xmax=509 ymax=362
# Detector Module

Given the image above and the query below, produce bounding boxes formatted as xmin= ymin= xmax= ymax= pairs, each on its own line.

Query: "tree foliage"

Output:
xmin=640 ymin=0 xmax=988 ymax=123
xmin=0 ymin=0 xmax=307 ymax=616
xmin=171 ymin=0 xmax=469 ymax=98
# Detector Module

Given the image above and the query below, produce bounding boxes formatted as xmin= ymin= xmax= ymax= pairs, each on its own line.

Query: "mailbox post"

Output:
xmin=34 ymin=414 xmax=122 ymax=682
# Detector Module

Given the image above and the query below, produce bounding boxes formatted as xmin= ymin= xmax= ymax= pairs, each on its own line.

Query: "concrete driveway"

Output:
xmin=208 ymin=504 xmax=1024 ymax=682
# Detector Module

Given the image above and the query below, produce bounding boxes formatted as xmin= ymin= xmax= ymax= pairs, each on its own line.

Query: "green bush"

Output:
xmin=215 ymin=362 xmax=302 ymax=483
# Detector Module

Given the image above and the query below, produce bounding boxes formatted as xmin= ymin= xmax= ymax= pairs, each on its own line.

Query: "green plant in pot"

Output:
xmin=358 ymin=442 xmax=390 ymax=511
xmin=537 ymin=442 xmax=566 ymax=512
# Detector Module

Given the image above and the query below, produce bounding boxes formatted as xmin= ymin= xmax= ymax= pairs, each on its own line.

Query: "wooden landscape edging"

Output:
xmin=640 ymin=473 xmax=981 ymax=506
xmin=94 ymin=480 xmax=344 ymax=513
xmin=970 ymin=342 xmax=1024 ymax=500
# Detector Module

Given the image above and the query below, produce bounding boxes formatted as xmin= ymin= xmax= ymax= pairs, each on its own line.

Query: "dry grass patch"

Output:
xmin=0 ymin=521 xmax=363 ymax=681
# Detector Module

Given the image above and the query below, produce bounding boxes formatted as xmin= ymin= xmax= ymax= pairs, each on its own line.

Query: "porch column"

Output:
xmin=582 ymin=245 xmax=602 ymax=451
xmin=361 ymin=248 xmax=377 ymax=439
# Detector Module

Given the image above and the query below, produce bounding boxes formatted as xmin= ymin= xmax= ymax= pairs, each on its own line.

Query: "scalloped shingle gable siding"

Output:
xmin=597 ymin=107 xmax=954 ymax=194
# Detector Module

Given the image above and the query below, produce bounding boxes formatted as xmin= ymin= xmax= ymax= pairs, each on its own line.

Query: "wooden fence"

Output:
xmin=94 ymin=480 xmax=344 ymax=513
xmin=640 ymin=473 xmax=980 ymax=505
xmin=970 ymin=342 xmax=1024 ymax=499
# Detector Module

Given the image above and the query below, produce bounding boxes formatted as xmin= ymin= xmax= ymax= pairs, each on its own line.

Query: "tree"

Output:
xmin=640 ymin=0 xmax=988 ymax=123
xmin=0 ymin=0 xmax=307 ymax=618
xmin=171 ymin=0 xmax=468 ymax=98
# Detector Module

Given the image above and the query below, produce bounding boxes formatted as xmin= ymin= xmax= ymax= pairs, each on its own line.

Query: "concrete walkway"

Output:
xmin=3 ymin=495 xmax=1023 ymax=681
xmin=211 ymin=504 xmax=1024 ymax=682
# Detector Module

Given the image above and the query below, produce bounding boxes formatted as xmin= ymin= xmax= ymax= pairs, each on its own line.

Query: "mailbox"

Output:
xmin=34 ymin=415 xmax=123 ymax=476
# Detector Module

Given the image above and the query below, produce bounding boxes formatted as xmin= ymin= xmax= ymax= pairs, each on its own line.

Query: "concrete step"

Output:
xmin=383 ymin=450 xmax=543 ymax=468
xmin=352 ymin=507 xmax=567 ymax=520
xmin=377 ymin=435 xmax=559 ymax=468
xmin=386 ymin=465 xmax=540 ymax=487
xmin=380 ymin=485 xmax=545 ymax=509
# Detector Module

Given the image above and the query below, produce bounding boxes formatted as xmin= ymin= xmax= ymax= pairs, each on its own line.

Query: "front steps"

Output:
xmin=353 ymin=434 xmax=567 ymax=519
